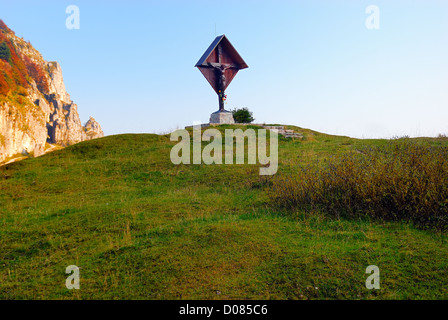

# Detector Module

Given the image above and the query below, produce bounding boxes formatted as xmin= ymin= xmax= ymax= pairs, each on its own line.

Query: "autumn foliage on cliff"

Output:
xmin=0 ymin=20 xmax=49 ymax=98
xmin=22 ymin=55 xmax=49 ymax=93
xmin=0 ymin=20 xmax=13 ymax=34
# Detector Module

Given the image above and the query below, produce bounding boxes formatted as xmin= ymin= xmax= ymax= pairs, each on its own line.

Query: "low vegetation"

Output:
xmin=0 ymin=40 xmax=11 ymax=63
xmin=231 ymin=107 xmax=255 ymax=123
xmin=0 ymin=20 xmax=49 ymax=99
xmin=0 ymin=128 xmax=447 ymax=299
xmin=270 ymin=138 xmax=448 ymax=231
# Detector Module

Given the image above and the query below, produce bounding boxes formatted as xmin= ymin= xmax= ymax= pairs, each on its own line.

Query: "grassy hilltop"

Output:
xmin=0 ymin=125 xmax=447 ymax=299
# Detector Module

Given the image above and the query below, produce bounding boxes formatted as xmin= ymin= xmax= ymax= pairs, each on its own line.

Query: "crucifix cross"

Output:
xmin=195 ymin=35 xmax=248 ymax=113
xmin=202 ymin=45 xmax=239 ymax=111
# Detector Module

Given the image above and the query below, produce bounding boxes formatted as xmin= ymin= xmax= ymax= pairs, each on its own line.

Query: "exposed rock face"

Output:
xmin=0 ymin=20 xmax=104 ymax=162
xmin=0 ymin=102 xmax=47 ymax=160
xmin=47 ymin=62 xmax=71 ymax=103
xmin=84 ymin=117 xmax=104 ymax=140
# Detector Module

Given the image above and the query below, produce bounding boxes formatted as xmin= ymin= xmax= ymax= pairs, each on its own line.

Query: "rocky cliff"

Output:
xmin=0 ymin=20 xmax=103 ymax=162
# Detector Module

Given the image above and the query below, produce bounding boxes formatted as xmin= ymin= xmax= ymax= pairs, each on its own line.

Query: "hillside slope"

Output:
xmin=0 ymin=127 xmax=447 ymax=299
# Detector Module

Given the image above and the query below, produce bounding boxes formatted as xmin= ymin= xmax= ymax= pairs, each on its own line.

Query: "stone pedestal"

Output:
xmin=209 ymin=110 xmax=235 ymax=125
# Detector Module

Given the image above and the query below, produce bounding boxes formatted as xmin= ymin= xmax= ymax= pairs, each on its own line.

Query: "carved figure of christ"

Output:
xmin=204 ymin=45 xmax=239 ymax=111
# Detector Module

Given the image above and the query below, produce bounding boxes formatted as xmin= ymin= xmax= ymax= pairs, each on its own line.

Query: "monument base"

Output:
xmin=209 ymin=110 xmax=235 ymax=125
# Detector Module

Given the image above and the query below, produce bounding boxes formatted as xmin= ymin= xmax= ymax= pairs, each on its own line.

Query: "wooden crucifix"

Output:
xmin=195 ymin=35 xmax=248 ymax=112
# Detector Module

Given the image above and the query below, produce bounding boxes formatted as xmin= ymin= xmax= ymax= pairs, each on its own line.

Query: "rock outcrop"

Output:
xmin=0 ymin=20 xmax=104 ymax=162
xmin=84 ymin=117 xmax=104 ymax=140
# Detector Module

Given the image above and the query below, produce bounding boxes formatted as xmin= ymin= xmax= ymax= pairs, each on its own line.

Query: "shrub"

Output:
xmin=269 ymin=139 xmax=448 ymax=231
xmin=232 ymin=107 xmax=255 ymax=123
xmin=17 ymin=86 xmax=28 ymax=96
xmin=0 ymin=72 xmax=9 ymax=95
xmin=0 ymin=41 xmax=11 ymax=62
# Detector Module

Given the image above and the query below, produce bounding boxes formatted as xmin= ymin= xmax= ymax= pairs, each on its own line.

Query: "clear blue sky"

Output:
xmin=1 ymin=0 xmax=447 ymax=138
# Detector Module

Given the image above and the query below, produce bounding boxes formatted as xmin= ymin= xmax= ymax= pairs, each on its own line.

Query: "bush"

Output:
xmin=269 ymin=139 xmax=448 ymax=231
xmin=0 ymin=72 xmax=9 ymax=95
xmin=232 ymin=107 xmax=254 ymax=123
xmin=0 ymin=41 xmax=11 ymax=62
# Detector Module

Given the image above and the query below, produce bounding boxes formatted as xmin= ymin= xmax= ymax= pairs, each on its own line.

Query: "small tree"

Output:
xmin=0 ymin=41 xmax=11 ymax=62
xmin=231 ymin=107 xmax=254 ymax=123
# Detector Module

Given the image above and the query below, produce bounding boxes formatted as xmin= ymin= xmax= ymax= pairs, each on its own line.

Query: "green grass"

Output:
xmin=0 ymin=127 xmax=447 ymax=299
